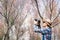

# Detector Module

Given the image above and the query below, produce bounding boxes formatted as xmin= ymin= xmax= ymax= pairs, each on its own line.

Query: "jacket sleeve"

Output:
xmin=33 ymin=25 xmax=51 ymax=34
xmin=33 ymin=25 xmax=41 ymax=33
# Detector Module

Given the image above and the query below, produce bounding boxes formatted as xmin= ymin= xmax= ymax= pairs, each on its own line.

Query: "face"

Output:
xmin=43 ymin=22 xmax=47 ymax=27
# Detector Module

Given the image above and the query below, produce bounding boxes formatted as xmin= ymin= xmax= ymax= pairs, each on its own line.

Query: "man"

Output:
xmin=33 ymin=19 xmax=52 ymax=40
xmin=33 ymin=19 xmax=41 ymax=32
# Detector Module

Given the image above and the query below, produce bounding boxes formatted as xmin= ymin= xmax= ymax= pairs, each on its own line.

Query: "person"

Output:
xmin=33 ymin=19 xmax=41 ymax=33
xmin=33 ymin=19 xmax=52 ymax=40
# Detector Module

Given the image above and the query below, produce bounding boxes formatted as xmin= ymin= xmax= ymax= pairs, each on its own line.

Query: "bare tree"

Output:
xmin=0 ymin=0 xmax=29 ymax=40
xmin=0 ymin=0 xmax=17 ymax=40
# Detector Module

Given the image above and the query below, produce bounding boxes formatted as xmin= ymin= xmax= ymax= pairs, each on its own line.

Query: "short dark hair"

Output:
xmin=43 ymin=21 xmax=45 ymax=23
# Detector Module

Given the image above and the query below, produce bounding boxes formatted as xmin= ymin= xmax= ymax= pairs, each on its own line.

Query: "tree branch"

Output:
xmin=53 ymin=10 xmax=60 ymax=22
xmin=34 ymin=0 xmax=43 ymax=20
xmin=0 ymin=12 xmax=4 ymax=16
xmin=16 ymin=13 xmax=30 ymax=40
xmin=52 ymin=22 xmax=60 ymax=27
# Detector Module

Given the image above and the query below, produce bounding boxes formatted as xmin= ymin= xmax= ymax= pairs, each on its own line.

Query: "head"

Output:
xmin=34 ymin=19 xmax=40 ymax=25
xmin=43 ymin=18 xmax=49 ymax=26
xmin=43 ymin=20 xmax=51 ymax=28
xmin=43 ymin=22 xmax=48 ymax=27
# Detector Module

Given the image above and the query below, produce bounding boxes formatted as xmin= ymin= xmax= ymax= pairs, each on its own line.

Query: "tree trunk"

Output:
xmin=2 ymin=26 xmax=10 ymax=40
xmin=2 ymin=32 xmax=9 ymax=40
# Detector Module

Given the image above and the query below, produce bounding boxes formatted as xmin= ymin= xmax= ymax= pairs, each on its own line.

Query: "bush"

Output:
xmin=0 ymin=37 xmax=2 ymax=40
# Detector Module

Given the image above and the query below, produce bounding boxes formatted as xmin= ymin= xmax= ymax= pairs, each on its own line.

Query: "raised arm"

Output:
xmin=33 ymin=25 xmax=41 ymax=33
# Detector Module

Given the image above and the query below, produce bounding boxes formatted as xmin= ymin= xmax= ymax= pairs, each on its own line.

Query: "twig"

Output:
xmin=35 ymin=0 xmax=43 ymax=20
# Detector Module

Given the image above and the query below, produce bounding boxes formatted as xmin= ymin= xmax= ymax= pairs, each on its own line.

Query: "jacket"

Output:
xmin=33 ymin=25 xmax=52 ymax=40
